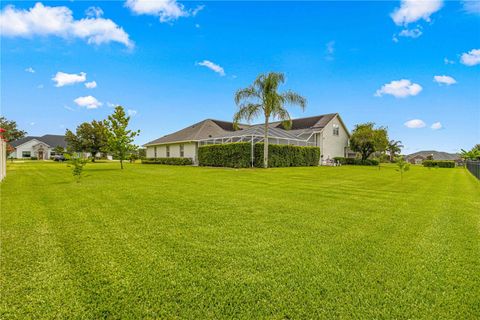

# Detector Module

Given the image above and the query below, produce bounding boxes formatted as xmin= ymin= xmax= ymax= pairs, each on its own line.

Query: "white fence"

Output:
xmin=0 ymin=141 xmax=6 ymax=181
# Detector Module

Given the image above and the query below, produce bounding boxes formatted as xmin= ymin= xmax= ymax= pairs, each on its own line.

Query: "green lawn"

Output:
xmin=1 ymin=161 xmax=479 ymax=319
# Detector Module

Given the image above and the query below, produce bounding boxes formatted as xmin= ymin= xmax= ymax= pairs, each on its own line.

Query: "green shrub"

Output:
xmin=422 ymin=160 xmax=455 ymax=168
xmin=30 ymin=156 xmax=38 ymax=160
xmin=198 ymin=142 xmax=320 ymax=168
xmin=333 ymin=157 xmax=379 ymax=166
xmin=142 ymin=158 xmax=193 ymax=165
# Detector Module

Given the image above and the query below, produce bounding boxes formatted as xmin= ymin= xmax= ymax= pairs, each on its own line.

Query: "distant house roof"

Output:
xmin=10 ymin=135 xmax=67 ymax=149
xmin=406 ymin=150 xmax=460 ymax=161
xmin=144 ymin=113 xmax=344 ymax=146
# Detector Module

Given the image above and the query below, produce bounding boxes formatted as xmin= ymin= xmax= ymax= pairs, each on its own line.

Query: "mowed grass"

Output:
xmin=1 ymin=162 xmax=479 ymax=319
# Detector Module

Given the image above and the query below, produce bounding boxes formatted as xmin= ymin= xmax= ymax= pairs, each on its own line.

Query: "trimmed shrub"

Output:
xmin=198 ymin=142 xmax=320 ymax=168
xmin=142 ymin=158 xmax=193 ymax=165
xmin=30 ymin=156 xmax=38 ymax=160
xmin=333 ymin=157 xmax=379 ymax=166
xmin=422 ymin=160 xmax=455 ymax=168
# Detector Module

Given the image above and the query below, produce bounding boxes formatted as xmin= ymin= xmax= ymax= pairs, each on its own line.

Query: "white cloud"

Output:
xmin=460 ymin=49 xmax=480 ymax=66
xmin=127 ymin=109 xmax=137 ymax=117
xmin=125 ymin=0 xmax=204 ymax=23
xmin=85 ymin=6 xmax=103 ymax=18
xmin=375 ymin=79 xmax=422 ymax=98
xmin=74 ymin=95 xmax=102 ymax=109
xmin=433 ymin=75 xmax=456 ymax=85
xmin=431 ymin=122 xmax=442 ymax=130
xmin=107 ymin=102 xmax=117 ymax=108
xmin=325 ymin=41 xmax=335 ymax=60
xmin=444 ymin=57 xmax=455 ymax=65
xmin=64 ymin=105 xmax=75 ymax=111
xmin=404 ymin=119 xmax=426 ymax=128
xmin=398 ymin=27 xmax=423 ymax=38
xmin=0 ymin=3 xmax=133 ymax=48
xmin=85 ymin=81 xmax=97 ymax=89
xmin=52 ymin=71 xmax=86 ymax=87
xmin=25 ymin=67 xmax=35 ymax=73
xmin=196 ymin=60 xmax=225 ymax=76
xmin=391 ymin=0 xmax=443 ymax=25
xmin=463 ymin=1 xmax=480 ymax=14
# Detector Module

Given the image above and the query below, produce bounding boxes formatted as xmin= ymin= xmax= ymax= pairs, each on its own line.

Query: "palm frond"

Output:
xmin=233 ymin=103 xmax=262 ymax=129
xmin=234 ymin=86 xmax=260 ymax=105
xmin=281 ymin=90 xmax=307 ymax=110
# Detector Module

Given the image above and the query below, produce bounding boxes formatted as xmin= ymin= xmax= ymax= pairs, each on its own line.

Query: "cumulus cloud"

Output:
xmin=85 ymin=81 xmax=97 ymax=89
xmin=375 ymin=79 xmax=422 ymax=98
xmin=85 ymin=6 xmax=104 ymax=18
xmin=52 ymin=71 xmax=86 ymax=87
xmin=74 ymin=95 xmax=102 ymax=109
xmin=460 ymin=49 xmax=480 ymax=66
xmin=398 ymin=27 xmax=423 ymax=38
xmin=25 ymin=67 xmax=35 ymax=73
xmin=125 ymin=0 xmax=204 ymax=23
xmin=444 ymin=57 xmax=455 ymax=65
xmin=404 ymin=119 xmax=426 ymax=128
xmin=0 ymin=3 xmax=133 ymax=48
xmin=431 ymin=122 xmax=442 ymax=130
xmin=196 ymin=60 xmax=225 ymax=76
xmin=391 ymin=0 xmax=443 ymax=25
xmin=433 ymin=75 xmax=456 ymax=85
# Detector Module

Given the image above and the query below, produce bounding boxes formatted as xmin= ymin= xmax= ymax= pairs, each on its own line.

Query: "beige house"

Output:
xmin=144 ymin=113 xmax=350 ymax=165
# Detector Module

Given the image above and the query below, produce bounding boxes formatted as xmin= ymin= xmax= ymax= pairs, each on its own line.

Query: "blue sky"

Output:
xmin=1 ymin=0 xmax=479 ymax=153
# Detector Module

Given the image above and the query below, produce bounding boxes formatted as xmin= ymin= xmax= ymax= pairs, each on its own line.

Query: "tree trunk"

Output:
xmin=120 ymin=158 xmax=123 ymax=169
xmin=264 ymin=117 xmax=269 ymax=168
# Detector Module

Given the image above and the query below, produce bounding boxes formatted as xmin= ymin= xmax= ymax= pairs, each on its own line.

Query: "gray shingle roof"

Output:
xmin=10 ymin=135 xmax=67 ymax=148
xmin=144 ymin=113 xmax=341 ymax=146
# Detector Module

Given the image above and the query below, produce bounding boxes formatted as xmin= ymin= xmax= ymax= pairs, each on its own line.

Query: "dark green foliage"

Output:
xmin=142 ymin=158 xmax=193 ymax=165
xmin=198 ymin=143 xmax=252 ymax=168
xmin=0 ymin=116 xmax=27 ymax=142
xmin=349 ymin=122 xmax=389 ymax=161
xmin=422 ymin=160 xmax=455 ymax=168
xmin=333 ymin=157 xmax=379 ymax=166
xmin=30 ymin=156 xmax=38 ymax=160
xmin=198 ymin=142 xmax=320 ymax=168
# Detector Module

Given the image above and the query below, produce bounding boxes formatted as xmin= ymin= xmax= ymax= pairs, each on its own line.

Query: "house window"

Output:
xmin=50 ymin=152 xmax=56 ymax=156
xmin=180 ymin=144 xmax=184 ymax=157
xmin=22 ymin=151 xmax=31 ymax=158
xmin=166 ymin=146 xmax=170 ymax=158
xmin=333 ymin=124 xmax=339 ymax=136
xmin=154 ymin=146 xmax=157 ymax=158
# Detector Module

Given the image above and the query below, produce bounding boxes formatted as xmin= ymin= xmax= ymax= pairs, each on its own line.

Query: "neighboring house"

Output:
xmin=10 ymin=135 xmax=67 ymax=159
xmin=144 ymin=113 xmax=350 ymax=165
xmin=405 ymin=150 xmax=461 ymax=165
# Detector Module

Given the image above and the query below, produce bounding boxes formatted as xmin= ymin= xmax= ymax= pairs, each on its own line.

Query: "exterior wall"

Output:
xmin=13 ymin=139 xmax=52 ymax=159
xmin=146 ymin=142 xmax=197 ymax=163
xmin=0 ymin=141 xmax=6 ymax=181
xmin=317 ymin=116 xmax=349 ymax=161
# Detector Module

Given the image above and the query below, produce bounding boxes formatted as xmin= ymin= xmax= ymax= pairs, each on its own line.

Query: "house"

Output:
xmin=10 ymin=135 xmax=67 ymax=159
xmin=144 ymin=113 xmax=350 ymax=165
xmin=405 ymin=150 xmax=461 ymax=165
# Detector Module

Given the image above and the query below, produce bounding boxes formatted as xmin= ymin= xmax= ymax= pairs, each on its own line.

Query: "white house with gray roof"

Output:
xmin=144 ymin=113 xmax=350 ymax=165
xmin=10 ymin=135 xmax=67 ymax=159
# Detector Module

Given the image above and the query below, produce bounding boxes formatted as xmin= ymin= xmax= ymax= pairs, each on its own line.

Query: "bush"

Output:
xmin=333 ymin=157 xmax=379 ymax=166
xmin=422 ymin=160 xmax=455 ymax=168
xmin=198 ymin=142 xmax=320 ymax=168
xmin=142 ymin=157 xmax=193 ymax=165
xmin=30 ymin=156 xmax=38 ymax=160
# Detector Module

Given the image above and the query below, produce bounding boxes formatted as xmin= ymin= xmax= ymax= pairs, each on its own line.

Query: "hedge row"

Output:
xmin=142 ymin=157 xmax=193 ymax=165
xmin=333 ymin=157 xmax=379 ymax=166
xmin=198 ymin=142 xmax=320 ymax=168
xmin=422 ymin=160 xmax=455 ymax=168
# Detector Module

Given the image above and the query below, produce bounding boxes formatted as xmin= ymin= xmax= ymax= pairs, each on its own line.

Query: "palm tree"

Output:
xmin=460 ymin=148 xmax=480 ymax=161
xmin=387 ymin=140 xmax=403 ymax=162
xmin=233 ymin=72 xmax=306 ymax=168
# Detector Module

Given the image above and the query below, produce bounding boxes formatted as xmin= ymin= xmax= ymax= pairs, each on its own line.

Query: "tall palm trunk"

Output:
xmin=264 ymin=116 xmax=269 ymax=168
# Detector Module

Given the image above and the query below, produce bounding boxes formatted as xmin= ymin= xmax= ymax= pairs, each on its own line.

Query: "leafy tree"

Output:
xmin=425 ymin=154 xmax=434 ymax=161
xmin=0 ymin=116 xmax=27 ymax=142
xmin=396 ymin=157 xmax=410 ymax=182
xmin=104 ymin=106 xmax=140 ymax=169
xmin=233 ymin=72 xmax=306 ymax=168
xmin=53 ymin=145 xmax=65 ymax=156
xmin=387 ymin=140 xmax=403 ymax=162
xmin=349 ymin=123 xmax=388 ymax=161
xmin=65 ymin=120 xmax=109 ymax=162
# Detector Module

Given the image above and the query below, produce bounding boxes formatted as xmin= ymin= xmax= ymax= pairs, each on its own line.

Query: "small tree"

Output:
xmin=396 ymin=157 xmax=410 ymax=182
xmin=387 ymin=140 xmax=403 ymax=162
xmin=68 ymin=154 xmax=88 ymax=182
xmin=53 ymin=145 xmax=65 ymax=156
xmin=0 ymin=116 xmax=27 ymax=142
xmin=104 ymin=106 xmax=140 ymax=169
xmin=349 ymin=123 xmax=389 ymax=161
